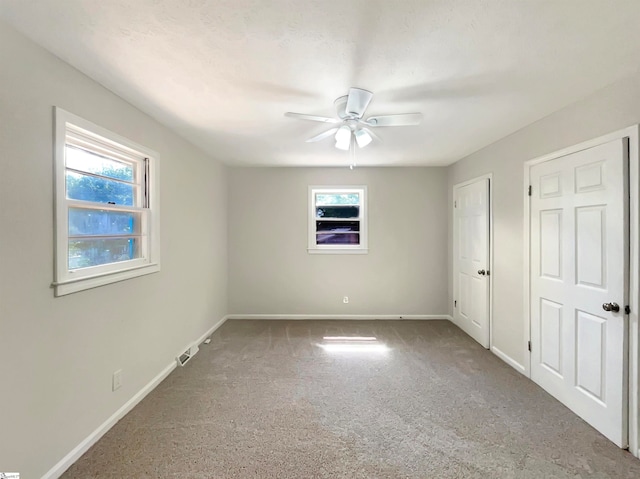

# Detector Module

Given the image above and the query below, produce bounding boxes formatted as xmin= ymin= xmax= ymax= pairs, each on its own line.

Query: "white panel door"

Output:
xmin=453 ymin=179 xmax=490 ymax=348
xmin=530 ymin=138 xmax=629 ymax=447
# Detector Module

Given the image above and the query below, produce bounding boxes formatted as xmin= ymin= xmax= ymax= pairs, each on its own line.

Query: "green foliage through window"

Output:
xmin=315 ymin=193 xmax=360 ymax=205
xmin=66 ymin=171 xmax=134 ymax=206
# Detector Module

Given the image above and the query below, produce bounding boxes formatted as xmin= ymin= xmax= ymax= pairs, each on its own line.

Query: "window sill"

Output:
xmin=308 ymin=248 xmax=369 ymax=255
xmin=53 ymin=263 xmax=160 ymax=296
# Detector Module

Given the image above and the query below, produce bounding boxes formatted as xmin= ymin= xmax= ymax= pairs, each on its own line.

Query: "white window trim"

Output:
xmin=308 ymin=185 xmax=368 ymax=254
xmin=53 ymin=107 xmax=160 ymax=296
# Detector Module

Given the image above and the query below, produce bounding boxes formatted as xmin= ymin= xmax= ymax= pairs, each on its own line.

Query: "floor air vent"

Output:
xmin=176 ymin=344 xmax=199 ymax=366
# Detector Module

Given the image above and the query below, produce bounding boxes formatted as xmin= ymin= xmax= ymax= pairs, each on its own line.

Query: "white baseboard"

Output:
xmin=226 ymin=314 xmax=451 ymax=320
xmin=42 ymin=315 xmax=229 ymax=479
xmin=196 ymin=315 xmax=228 ymax=345
xmin=448 ymin=317 xmax=526 ymax=376
xmin=41 ymin=362 xmax=175 ymax=479
xmin=491 ymin=346 xmax=526 ymax=374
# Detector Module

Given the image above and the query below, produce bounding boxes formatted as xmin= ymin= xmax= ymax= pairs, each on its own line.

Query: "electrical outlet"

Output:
xmin=112 ymin=369 xmax=123 ymax=391
xmin=343 ymin=296 xmax=349 ymax=304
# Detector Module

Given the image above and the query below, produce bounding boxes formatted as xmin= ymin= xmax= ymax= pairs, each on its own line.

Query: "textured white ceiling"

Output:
xmin=2 ymin=0 xmax=640 ymax=166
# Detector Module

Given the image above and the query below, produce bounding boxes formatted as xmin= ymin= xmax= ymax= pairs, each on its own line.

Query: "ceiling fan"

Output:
xmin=285 ymin=87 xmax=422 ymax=151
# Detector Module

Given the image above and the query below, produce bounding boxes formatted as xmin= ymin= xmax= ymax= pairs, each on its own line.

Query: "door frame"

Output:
xmin=523 ymin=125 xmax=640 ymax=456
xmin=452 ymin=173 xmax=493 ymax=349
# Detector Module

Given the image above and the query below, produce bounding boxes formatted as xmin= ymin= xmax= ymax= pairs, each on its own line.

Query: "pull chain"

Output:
xmin=349 ymin=133 xmax=356 ymax=169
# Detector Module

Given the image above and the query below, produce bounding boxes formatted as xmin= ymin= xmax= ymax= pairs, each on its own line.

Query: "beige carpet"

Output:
xmin=62 ymin=320 xmax=640 ymax=478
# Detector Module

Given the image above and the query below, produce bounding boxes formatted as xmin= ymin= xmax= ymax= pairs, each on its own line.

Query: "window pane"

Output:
xmin=316 ymin=220 xmax=360 ymax=232
xmin=316 ymin=206 xmax=359 ymax=219
xmin=69 ymin=208 xmax=139 ymax=236
xmin=68 ymin=238 xmax=140 ymax=269
xmin=315 ymin=193 xmax=359 ymax=205
xmin=316 ymin=233 xmax=360 ymax=245
xmin=66 ymin=145 xmax=134 ymax=182
xmin=66 ymin=171 xmax=135 ymax=206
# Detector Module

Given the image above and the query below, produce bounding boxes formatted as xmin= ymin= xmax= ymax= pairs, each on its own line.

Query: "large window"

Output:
xmin=308 ymin=186 xmax=368 ymax=254
xmin=53 ymin=108 xmax=160 ymax=296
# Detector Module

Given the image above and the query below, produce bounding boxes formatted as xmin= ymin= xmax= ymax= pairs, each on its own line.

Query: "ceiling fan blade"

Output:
xmin=365 ymin=113 xmax=423 ymax=127
xmin=334 ymin=95 xmax=348 ymax=119
xmin=306 ymin=127 xmax=339 ymax=143
xmin=346 ymin=88 xmax=373 ymax=118
xmin=335 ymin=125 xmax=352 ymax=150
xmin=359 ymin=126 xmax=382 ymax=143
xmin=285 ymin=112 xmax=340 ymax=123
xmin=355 ymin=129 xmax=372 ymax=148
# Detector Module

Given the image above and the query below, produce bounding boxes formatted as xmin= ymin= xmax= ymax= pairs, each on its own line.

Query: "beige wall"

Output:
xmin=448 ymin=72 xmax=640 ymax=369
xmin=4 ymin=13 xmax=640 ymax=477
xmin=228 ymin=167 xmax=448 ymax=316
xmin=0 ymin=23 xmax=227 ymax=477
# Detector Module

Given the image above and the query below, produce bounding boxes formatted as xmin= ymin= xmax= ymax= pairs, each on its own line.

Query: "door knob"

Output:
xmin=477 ymin=269 xmax=486 ymax=276
xmin=602 ymin=302 xmax=620 ymax=313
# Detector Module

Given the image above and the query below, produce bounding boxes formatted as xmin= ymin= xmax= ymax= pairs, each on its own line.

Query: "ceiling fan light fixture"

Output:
xmin=285 ymin=87 xmax=423 ymax=151
xmin=355 ymin=128 xmax=372 ymax=148
xmin=335 ymin=137 xmax=351 ymax=151
xmin=335 ymin=125 xmax=351 ymax=150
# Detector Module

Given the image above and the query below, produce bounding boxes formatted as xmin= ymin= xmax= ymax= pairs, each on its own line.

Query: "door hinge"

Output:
xmin=528 ymin=185 xmax=532 ymax=196
xmin=528 ymin=340 xmax=532 ymax=352
xmin=454 ymin=300 xmax=457 ymax=308
xmin=625 ymin=305 xmax=631 ymax=314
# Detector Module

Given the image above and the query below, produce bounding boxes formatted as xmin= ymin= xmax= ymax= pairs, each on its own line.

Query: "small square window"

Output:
xmin=53 ymin=108 xmax=160 ymax=295
xmin=308 ymin=186 xmax=368 ymax=254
